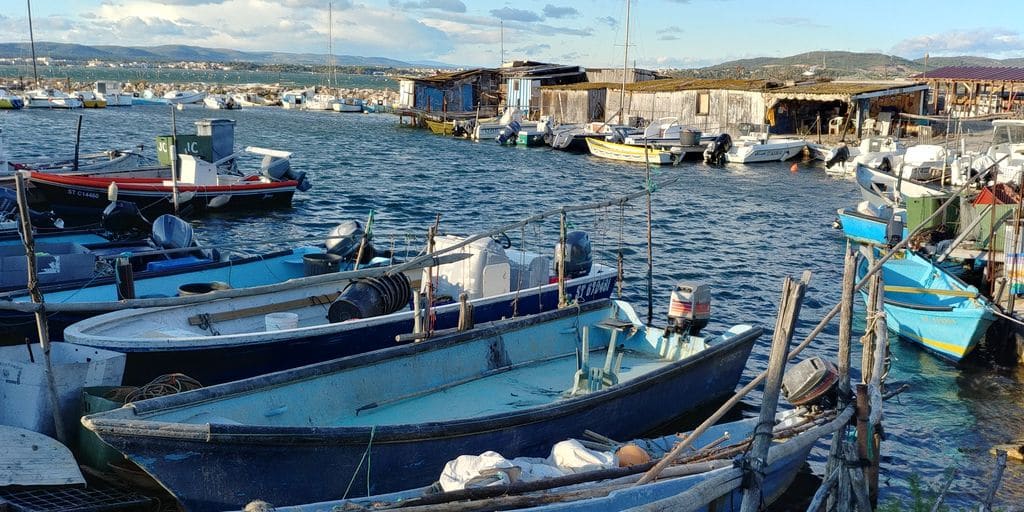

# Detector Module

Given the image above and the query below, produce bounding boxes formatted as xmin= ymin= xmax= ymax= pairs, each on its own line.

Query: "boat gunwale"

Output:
xmin=30 ymin=171 xmax=299 ymax=193
xmin=82 ymin=301 xmax=762 ymax=445
xmin=65 ymin=264 xmax=619 ymax=350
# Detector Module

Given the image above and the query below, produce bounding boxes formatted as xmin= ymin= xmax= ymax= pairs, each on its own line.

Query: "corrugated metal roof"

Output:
xmin=771 ymin=82 xmax=924 ymax=95
xmin=397 ymin=68 xmax=496 ymax=84
xmin=913 ymin=66 xmax=1024 ymax=81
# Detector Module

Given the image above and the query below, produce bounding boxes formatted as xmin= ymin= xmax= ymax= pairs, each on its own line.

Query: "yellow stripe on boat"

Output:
xmin=586 ymin=138 xmax=676 ymax=165
xmin=899 ymin=330 xmax=969 ymax=358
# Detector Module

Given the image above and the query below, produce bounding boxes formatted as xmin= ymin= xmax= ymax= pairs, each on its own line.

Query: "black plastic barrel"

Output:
xmin=327 ymin=273 xmax=411 ymax=323
xmin=178 ymin=281 xmax=231 ymax=296
xmin=303 ymin=253 xmax=343 ymax=276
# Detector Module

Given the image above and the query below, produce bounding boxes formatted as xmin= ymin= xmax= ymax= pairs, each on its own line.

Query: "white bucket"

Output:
xmin=265 ymin=312 xmax=299 ymax=331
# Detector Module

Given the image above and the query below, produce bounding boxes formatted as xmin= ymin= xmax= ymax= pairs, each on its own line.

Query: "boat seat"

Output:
xmin=595 ymin=317 xmax=633 ymax=332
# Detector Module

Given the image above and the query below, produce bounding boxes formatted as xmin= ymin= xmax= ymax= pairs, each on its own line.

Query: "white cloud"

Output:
xmin=893 ymin=28 xmax=1024 ymax=58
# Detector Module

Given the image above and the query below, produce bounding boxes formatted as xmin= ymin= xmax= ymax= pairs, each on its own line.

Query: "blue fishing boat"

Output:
xmin=835 ymin=201 xmax=907 ymax=246
xmin=858 ymin=248 xmax=997 ymax=361
xmin=65 ymin=232 xmax=617 ymax=385
xmin=272 ymin=408 xmax=852 ymax=512
xmin=83 ymin=294 xmax=762 ymax=511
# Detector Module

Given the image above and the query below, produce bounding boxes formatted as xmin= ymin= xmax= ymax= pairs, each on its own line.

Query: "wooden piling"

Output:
xmin=114 ymin=256 xmax=135 ymax=300
xmin=637 ymin=272 xmax=811 ymax=487
xmin=980 ymin=450 xmax=1008 ymax=512
xmin=457 ymin=292 xmax=474 ymax=331
xmin=740 ymin=274 xmax=809 ymax=512
xmin=826 ymin=243 xmax=857 ymax=512
xmin=558 ymin=208 xmax=567 ymax=308
xmin=14 ymin=171 xmax=66 ymax=443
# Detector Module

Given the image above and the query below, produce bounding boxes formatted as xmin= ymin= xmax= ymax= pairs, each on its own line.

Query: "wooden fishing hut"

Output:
xmin=541 ymin=78 xmax=927 ymax=138
xmin=396 ymin=69 xmax=502 ymax=116
xmin=914 ymin=66 xmax=1024 ymax=117
xmin=500 ymin=61 xmax=586 ymax=119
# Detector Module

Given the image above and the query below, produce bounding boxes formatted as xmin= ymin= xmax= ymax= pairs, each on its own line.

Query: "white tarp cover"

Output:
xmin=438 ymin=439 xmax=617 ymax=492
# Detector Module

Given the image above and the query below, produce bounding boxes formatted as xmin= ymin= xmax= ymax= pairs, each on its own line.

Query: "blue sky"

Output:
xmin=2 ymin=0 xmax=1022 ymax=68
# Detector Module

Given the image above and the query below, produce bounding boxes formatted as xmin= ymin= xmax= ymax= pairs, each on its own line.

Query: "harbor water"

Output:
xmin=2 ymin=106 xmax=1021 ymax=508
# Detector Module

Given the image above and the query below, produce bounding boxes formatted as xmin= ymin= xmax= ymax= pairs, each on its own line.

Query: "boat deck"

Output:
xmin=332 ymin=349 xmax=669 ymax=427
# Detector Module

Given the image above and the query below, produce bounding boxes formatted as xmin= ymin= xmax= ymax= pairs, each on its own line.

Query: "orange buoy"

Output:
xmin=790 ymin=163 xmax=799 ymax=173
xmin=616 ymin=443 xmax=652 ymax=467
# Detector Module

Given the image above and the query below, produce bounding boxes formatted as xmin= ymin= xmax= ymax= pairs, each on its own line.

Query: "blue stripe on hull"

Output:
xmin=120 ymin=276 xmax=616 ymax=385
xmin=93 ymin=328 xmax=756 ymax=511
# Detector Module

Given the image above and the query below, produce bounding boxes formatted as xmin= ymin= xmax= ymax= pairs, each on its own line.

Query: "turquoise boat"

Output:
xmin=858 ymin=248 xmax=997 ymax=362
xmin=836 ymin=201 xmax=907 ymax=246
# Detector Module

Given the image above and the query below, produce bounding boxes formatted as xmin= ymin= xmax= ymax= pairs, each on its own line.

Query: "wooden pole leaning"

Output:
xmin=739 ymin=272 xmax=810 ymax=512
xmin=14 ymin=171 xmax=66 ymax=443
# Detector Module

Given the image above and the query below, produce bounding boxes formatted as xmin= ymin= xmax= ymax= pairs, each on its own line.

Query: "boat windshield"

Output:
xmin=992 ymin=123 xmax=1024 ymax=145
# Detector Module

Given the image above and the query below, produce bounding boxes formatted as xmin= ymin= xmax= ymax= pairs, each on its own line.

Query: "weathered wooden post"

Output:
xmin=115 ymin=256 xmax=135 ymax=300
xmin=14 ymin=171 xmax=66 ymax=443
xmin=826 ymin=243 xmax=858 ymax=512
xmin=739 ymin=272 xmax=809 ymax=512
xmin=557 ymin=208 xmax=567 ymax=308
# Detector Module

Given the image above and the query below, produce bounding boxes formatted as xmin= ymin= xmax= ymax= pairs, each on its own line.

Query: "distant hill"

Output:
xmin=0 ymin=42 xmax=432 ymax=68
xmin=676 ymin=51 xmax=1024 ymax=80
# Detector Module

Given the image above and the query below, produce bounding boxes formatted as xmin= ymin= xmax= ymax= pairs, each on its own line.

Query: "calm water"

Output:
xmin=0 ymin=65 xmax=398 ymax=90
xmin=2 ymin=106 xmax=1021 ymax=508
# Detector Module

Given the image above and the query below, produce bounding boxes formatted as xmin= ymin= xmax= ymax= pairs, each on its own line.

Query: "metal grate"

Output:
xmin=0 ymin=485 xmax=154 ymax=512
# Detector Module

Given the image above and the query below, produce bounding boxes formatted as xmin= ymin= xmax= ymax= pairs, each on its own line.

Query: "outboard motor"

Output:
xmin=666 ymin=281 xmax=710 ymax=336
xmin=152 ymin=214 xmax=195 ymax=249
xmin=0 ymin=188 xmax=63 ymax=231
xmin=261 ymin=154 xmax=312 ymax=192
xmin=553 ymin=231 xmax=592 ymax=279
xmin=327 ymin=273 xmax=411 ymax=323
xmin=702 ymin=133 xmax=732 ymax=165
xmin=102 ymin=200 xmax=150 ymax=240
xmin=825 ymin=143 xmax=851 ymax=169
xmin=496 ymin=120 xmax=521 ymax=145
xmin=781 ymin=356 xmax=840 ymax=408
xmin=326 ymin=220 xmax=374 ymax=262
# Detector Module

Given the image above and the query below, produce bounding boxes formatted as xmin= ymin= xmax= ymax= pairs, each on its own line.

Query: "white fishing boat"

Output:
xmin=303 ymin=93 xmax=340 ymax=111
xmin=25 ymin=88 xmax=84 ymax=109
xmin=94 ymin=81 xmax=133 ymax=107
xmin=281 ymin=88 xmax=314 ymax=109
xmin=132 ymin=90 xmax=168 ymax=106
xmin=951 ymin=119 xmax=1024 ymax=186
xmin=332 ymin=97 xmax=364 ymax=112
xmin=203 ymin=94 xmax=240 ymax=110
xmin=622 ymin=117 xmax=712 ymax=147
xmin=809 ymin=136 xmax=907 ymax=177
xmin=723 ymin=130 xmax=806 ymax=164
xmin=75 ymin=90 xmax=107 ymax=108
xmin=230 ymin=92 xmax=270 ymax=107
xmin=162 ymin=89 xmax=206 ymax=105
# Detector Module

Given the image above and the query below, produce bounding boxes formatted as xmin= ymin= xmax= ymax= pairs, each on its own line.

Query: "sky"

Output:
xmin=0 ymin=0 xmax=1022 ymax=68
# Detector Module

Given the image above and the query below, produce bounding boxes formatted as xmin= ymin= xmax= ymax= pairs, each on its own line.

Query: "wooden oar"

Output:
xmin=883 ymin=285 xmax=978 ymax=298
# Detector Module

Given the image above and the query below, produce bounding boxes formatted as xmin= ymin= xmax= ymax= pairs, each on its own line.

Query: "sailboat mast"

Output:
xmin=26 ymin=0 xmax=38 ymax=87
xmin=327 ymin=2 xmax=333 ymax=90
xmin=619 ymin=0 xmax=630 ymax=124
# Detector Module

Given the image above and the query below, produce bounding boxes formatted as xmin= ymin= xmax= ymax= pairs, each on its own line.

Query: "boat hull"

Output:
xmin=80 ymin=270 xmax=618 ymax=385
xmin=725 ymin=141 xmax=805 ymax=163
xmin=857 ymin=251 xmax=996 ymax=361
xmin=0 ymin=97 xmax=24 ymax=109
xmin=836 ymin=205 xmax=907 ymax=246
xmin=84 ymin=301 xmax=760 ymax=511
xmin=425 ymin=119 xmax=455 ymax=135
xmin=586 ymin=138 xmax=676 ymax=165
xmin=29 ymin=173 xmax=297 ymax=219
xmin=0 ymin=248 xmax=315 ymax=343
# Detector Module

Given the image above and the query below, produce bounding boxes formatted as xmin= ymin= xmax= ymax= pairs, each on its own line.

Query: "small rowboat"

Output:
xmin=585 ymin=137 xmax=678 ymax=165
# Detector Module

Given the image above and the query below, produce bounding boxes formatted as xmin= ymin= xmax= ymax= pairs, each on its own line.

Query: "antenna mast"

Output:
xmin=26 ymin=0 xmax=38 ymax=87
xmin=619 ymin=0 xmax=631 ymax=124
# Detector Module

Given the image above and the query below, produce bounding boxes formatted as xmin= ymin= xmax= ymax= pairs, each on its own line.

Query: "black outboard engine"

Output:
xmin=102 ymin=200 xmax=150 ymax=240
xmin=326 ymin=220 xmax=375 ymax=263
xmin=261 ymin=154 xmax=312 ymax=192
xmin=666 ymin=281 xmax=710 ymax=336
xmin=327 ymin=273 xmax=411 ymax=323
xmin=0 ymin=188 xmax=63 ymax=231
xmin=554 ymin=231 xmax=592 ymax=279
xmin=825 ymin=144 xmax=851 ymax=169
xmin=702 ymin=133 xmax=732 ymax=165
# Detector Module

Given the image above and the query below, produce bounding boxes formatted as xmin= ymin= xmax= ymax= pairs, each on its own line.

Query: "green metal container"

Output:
xmin=77 ymin=386 xmax=130 ymax=470
xmin=972 ymin=204 xmax=1017 ymax=250
xmin=155 ymin=135 xmax=213 ymax=165
xmin=905 ymin=196 xmax=958 ymax=233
